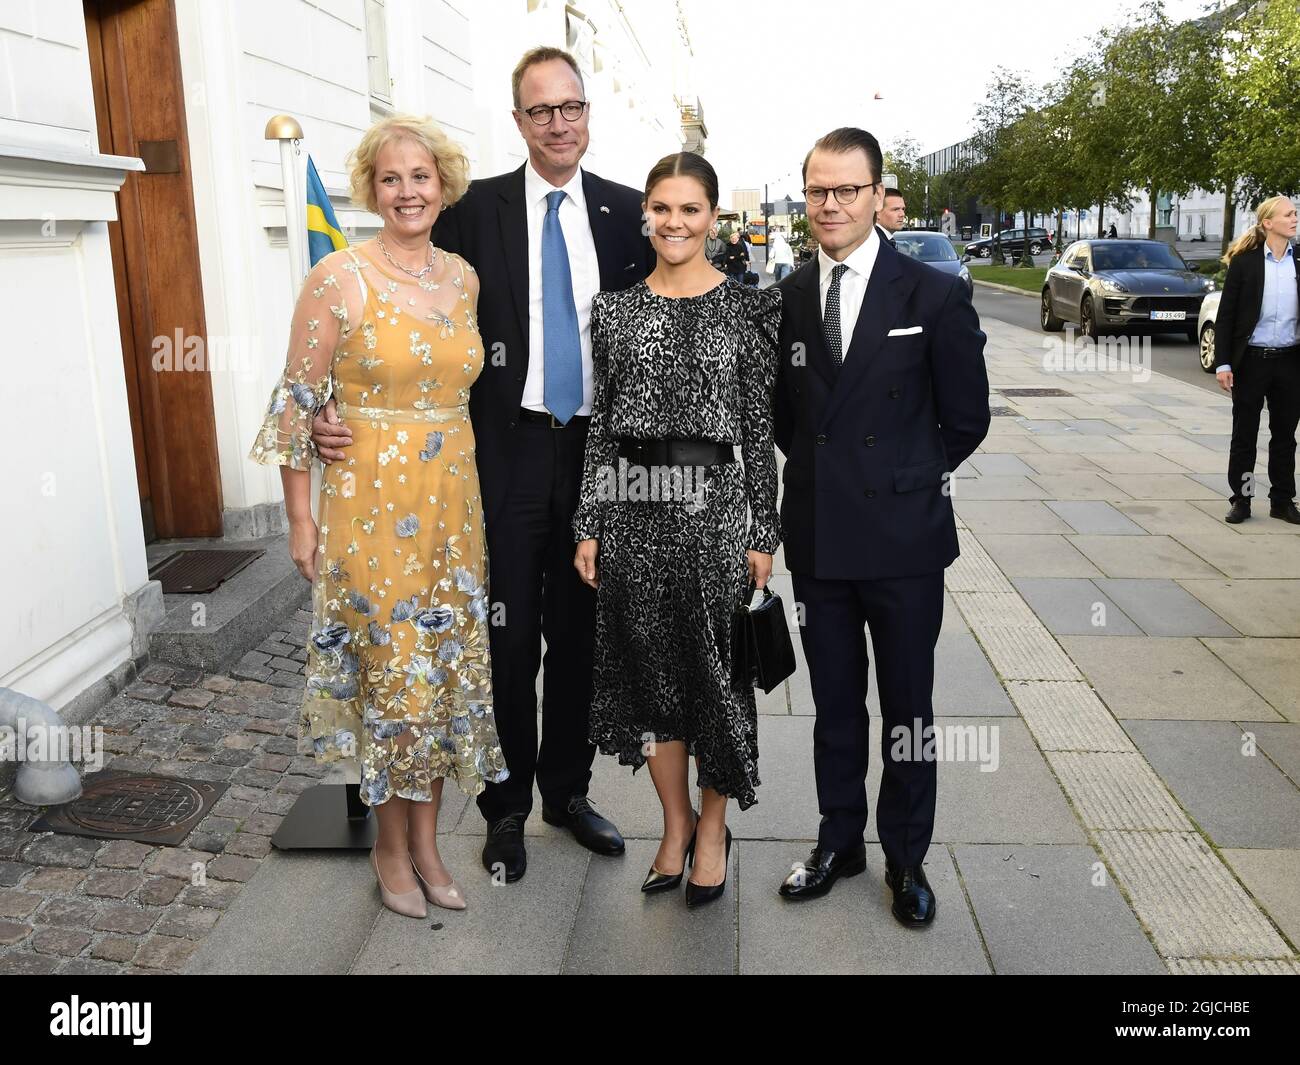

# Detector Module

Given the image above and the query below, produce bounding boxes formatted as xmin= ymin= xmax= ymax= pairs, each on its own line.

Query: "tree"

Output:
xmin=1097 ymin=1 xmax=1219 ymax=238
xmin=1048 ymin=54 xmax=1132 ymax=238
xmin=1216 ymin=0 xmax=1300 ymax=252
xmin=882 ymin=136 xmax=928 ymax=224
xmin=969 ymin=68 xmax=1036 ymax=264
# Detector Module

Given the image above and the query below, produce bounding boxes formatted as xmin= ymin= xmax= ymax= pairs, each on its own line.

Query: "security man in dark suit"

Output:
xmin=313 ymin=47 xmax=653 ymax=881
xmin=1215 ymin=195 xmax=1300 ymax=525
xmin=773 ymin=128 xmax=990 ymax=926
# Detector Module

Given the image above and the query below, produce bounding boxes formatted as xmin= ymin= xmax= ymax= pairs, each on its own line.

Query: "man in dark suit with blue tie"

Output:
xmin=772 ymin=128 xmax=990 ymax=925
xmin=313 ymin=47 xmax=653 ymax=882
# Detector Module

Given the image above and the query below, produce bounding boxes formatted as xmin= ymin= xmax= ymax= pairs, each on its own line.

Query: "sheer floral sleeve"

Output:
xmin=247 ymin=252 xmax=356 ymax=470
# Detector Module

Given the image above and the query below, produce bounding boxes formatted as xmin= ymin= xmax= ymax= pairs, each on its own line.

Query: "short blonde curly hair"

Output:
xmin=346 ymin=114 xmax=470 ymax=214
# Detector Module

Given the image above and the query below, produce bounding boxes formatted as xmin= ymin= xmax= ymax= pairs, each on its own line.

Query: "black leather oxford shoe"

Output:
xmin=1225 ymin=500 xmax=1251 ymax=524
xmin=778 ymin=843 xmax=868 ymax=900
xmin=481 ymin=813 xmax=527 ymax=882
xmin=1270 ymin=501 xmax=1300 ymax=524
xmin=885 ymin=860 xmax=937 ymax=927
xmin=541 ymin=796 xmax=625 ymax=855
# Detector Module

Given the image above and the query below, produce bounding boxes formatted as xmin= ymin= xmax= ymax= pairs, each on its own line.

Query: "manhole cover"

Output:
xmin=997 ymin=387 xmax=1073 ymax=397
xmin=30 ymin=772 xmax=227 ymax=846
xmin=989 ymin=406 xmax=1020 ymax=417
xmin=148 ymin=549 xmax=263 ymax=594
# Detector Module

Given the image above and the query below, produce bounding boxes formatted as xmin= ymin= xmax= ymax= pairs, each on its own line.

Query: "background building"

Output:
xmin=2 ymin=0 xmax=700 ymax=720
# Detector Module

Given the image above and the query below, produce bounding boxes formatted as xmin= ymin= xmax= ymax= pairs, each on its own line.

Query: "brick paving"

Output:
xmin=0 ymin=608 xmax=317 ymax=974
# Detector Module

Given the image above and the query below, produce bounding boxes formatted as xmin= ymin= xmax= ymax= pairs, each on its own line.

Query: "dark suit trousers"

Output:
xmin=792 ymin=570 xmax=943 ymax=866
xmin=1228 ymin=353 xmax=1300 ymax=504
xmin=476 ymin=421 xmax=597 ymax=822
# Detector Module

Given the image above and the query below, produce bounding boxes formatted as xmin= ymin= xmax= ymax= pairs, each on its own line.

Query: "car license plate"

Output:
xmin=1151 ymin=310 xmax=1186 ymax=320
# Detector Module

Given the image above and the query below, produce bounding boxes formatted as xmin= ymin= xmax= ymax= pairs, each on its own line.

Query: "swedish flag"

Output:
xmin=306 ymin=155 xmax=347 ymax=266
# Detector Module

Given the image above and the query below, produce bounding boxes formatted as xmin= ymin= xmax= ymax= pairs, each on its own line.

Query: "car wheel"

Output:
xmin=1029 ymin=242 xmax=1042 ymax=255
xmin=1199 ymin=323 xmax=1217 ymax=372
xmin=1080 ymin=295 xmax=1099 ymax=340
xmin=979 ymin=246 xmax=991 ymax=259
xmin=1041 ymin=289 xmax=1064 ymax=332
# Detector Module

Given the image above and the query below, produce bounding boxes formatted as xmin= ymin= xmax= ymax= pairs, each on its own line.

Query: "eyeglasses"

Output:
xmin=803 ymin=182 xmax=879 ymax=206
xmin=519 ymin=100 xmax=589 ymax=125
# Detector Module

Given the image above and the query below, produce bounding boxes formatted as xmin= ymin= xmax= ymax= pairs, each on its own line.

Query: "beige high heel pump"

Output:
xmin=411 ymin=857 xmax=467 ymax=911
xmin=371 ymin=847 xmax=428 ymax=918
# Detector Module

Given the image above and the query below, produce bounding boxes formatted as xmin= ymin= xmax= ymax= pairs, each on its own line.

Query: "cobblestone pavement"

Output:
xmin=0 ymin=608 xmax=315 ymax=974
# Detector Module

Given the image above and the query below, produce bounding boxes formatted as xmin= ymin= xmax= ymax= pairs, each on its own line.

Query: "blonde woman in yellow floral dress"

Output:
xmin=249 ymin=116 xmax=507 ymax=918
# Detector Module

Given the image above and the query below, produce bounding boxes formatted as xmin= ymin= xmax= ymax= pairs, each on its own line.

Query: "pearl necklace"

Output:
xmin=376 ymin=230 xmax=437 ymax=279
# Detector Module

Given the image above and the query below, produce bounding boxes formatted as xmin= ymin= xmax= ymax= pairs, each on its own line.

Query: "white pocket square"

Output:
xmin=888 ymin=326 xmax=923 ymax=336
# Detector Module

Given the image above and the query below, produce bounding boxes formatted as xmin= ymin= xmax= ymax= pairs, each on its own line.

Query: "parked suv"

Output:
xmin=964 ymin=226 xmax=1053 ymax=258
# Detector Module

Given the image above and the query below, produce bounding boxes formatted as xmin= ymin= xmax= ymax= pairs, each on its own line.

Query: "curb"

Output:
xmin=972 ymin=278 xmax=1039 ymax=299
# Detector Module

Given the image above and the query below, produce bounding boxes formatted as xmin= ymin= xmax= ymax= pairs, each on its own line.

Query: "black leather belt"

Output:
xmin=1246 ymin=344 xmax=1300 ymax=360
xmin=518 ymin=407 xmax=590 ymax=428
xmin=616 ymin=438 xmax=735 ymax=466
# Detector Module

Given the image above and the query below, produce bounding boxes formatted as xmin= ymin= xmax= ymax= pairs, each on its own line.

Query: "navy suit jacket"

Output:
xmin=431 ymin=165 xmax=653 ymax=522
xmin=773 ymin=239 xmax=990 ymax=580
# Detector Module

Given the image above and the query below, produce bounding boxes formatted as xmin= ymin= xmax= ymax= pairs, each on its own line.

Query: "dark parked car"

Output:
xmin=1040 ymin=239 xmax=1216 ymax=340
xmin=964 ymin=226 xmax=1053 ymax=258
xmin=892 ymin=230 xmax=972 ymax=294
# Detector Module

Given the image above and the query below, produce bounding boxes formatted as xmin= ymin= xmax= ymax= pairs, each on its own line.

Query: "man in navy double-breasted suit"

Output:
xmin=773 ymin=128 xmax=990 ymax=926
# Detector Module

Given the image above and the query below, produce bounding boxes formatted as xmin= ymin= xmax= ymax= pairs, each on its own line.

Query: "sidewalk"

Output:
xmin=2 ymin=316 xmax=1298 ymax=974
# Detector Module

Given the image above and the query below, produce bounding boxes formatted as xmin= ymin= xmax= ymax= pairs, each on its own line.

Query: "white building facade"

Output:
xmin=2 ymin=0 xmax=699 ymax=720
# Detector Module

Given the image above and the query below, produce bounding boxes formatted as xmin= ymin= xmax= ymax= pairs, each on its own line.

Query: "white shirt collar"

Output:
xmin=818 ymin=225 xmax=880 ymax=286
xmin=525 ymin=159 xmax=586 ymax=211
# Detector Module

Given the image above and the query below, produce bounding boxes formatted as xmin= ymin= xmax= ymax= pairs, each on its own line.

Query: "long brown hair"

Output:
xmin=1222 ymin=195 xmax=1294 ymax=265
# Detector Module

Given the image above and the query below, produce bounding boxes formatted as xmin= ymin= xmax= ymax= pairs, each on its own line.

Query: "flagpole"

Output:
xmin=264 ymin=114 xmax=308 ymax=297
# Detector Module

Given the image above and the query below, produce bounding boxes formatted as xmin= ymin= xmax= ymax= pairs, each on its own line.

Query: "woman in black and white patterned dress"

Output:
xmin=573 ymin=152 xmax=781 ymax=907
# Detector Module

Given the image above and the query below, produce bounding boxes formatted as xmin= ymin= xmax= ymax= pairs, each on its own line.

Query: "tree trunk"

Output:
xmin=1220 ymin=187 xmax=1235 ymax=260
xmin=1097 ymin=204 xmax=1105 ymax=238
xmin=1019 ymin=205 xmax=1035 ymax=267
xmin=993 ymin=204 xmax=1006 ymax=265
xmin=1148 ymin=186 xmax=1157 ymax=239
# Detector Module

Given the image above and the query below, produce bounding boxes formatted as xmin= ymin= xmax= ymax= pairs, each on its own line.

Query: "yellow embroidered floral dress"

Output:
xmin=248 ymin=243 xmax=508 ymax=806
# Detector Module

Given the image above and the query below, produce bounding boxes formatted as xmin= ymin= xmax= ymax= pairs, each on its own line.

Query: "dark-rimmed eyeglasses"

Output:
xmin=519 ymin=100 xmax=589 ymax=125
xmin=803 ymin=182 xmax=879 ymax=206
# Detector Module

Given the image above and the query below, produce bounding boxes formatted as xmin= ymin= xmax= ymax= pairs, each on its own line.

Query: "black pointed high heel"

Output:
xmin=641 ymin=814 xmax=699 ymax=894
xmin=685 ymin=825 xmax=732 ymax=907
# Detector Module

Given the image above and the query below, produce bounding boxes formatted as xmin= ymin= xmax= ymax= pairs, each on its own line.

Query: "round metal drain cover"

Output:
xmin=30 ymin=771 xmax=228 ymax=846
xmin=69 ymin=775 xmax=205 ymax=834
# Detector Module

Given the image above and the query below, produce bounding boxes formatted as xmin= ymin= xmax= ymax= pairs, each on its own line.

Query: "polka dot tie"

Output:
xmin=824 ymin=263 xmax=848 ymax=368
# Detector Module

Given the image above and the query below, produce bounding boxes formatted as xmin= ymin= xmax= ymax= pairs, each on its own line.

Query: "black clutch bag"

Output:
xmin=731 ymin=582 xmax=797 ymax=694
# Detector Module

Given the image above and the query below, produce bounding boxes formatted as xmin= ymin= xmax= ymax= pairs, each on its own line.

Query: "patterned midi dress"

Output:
xmin=572 ymin=278 xmax=782 ymax=809
xmin=248 ymin=244 xmax=508 ymax=806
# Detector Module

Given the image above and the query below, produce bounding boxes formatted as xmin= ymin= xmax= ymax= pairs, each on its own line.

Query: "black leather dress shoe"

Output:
xmin=1269 ymin=501 xmax=1300 ymax=524
xmin=541 ymin=796 xmax=625 ymax=855
xmin=777 ymin=843 xmax=867 ymax=900
xmin=481 ymin=813 xmax=527 ymax=882
xmin=885 ymin=860 xmax=937 ymax=927
xmin=1225 ymin=500 xmax=1251 ymax=524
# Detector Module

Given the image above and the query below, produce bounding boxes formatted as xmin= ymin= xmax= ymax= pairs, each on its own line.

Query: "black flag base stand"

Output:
xmin=271 ymin=781 xmax=376 ymax=850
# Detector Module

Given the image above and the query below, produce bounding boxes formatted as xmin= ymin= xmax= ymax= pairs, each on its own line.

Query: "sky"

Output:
xmin=681 ymin=0 xmax=1211 ymax=203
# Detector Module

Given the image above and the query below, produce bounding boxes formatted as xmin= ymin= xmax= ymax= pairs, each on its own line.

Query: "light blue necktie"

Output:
xmin=542 ymin=189 xmax=583 ymax=424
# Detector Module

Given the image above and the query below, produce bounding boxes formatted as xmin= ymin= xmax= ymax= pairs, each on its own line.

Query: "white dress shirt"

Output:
xmin=818 ymin=226 xmax=881 ymax=360
xmin=522 ymin=160 xmax=601 ymax=415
